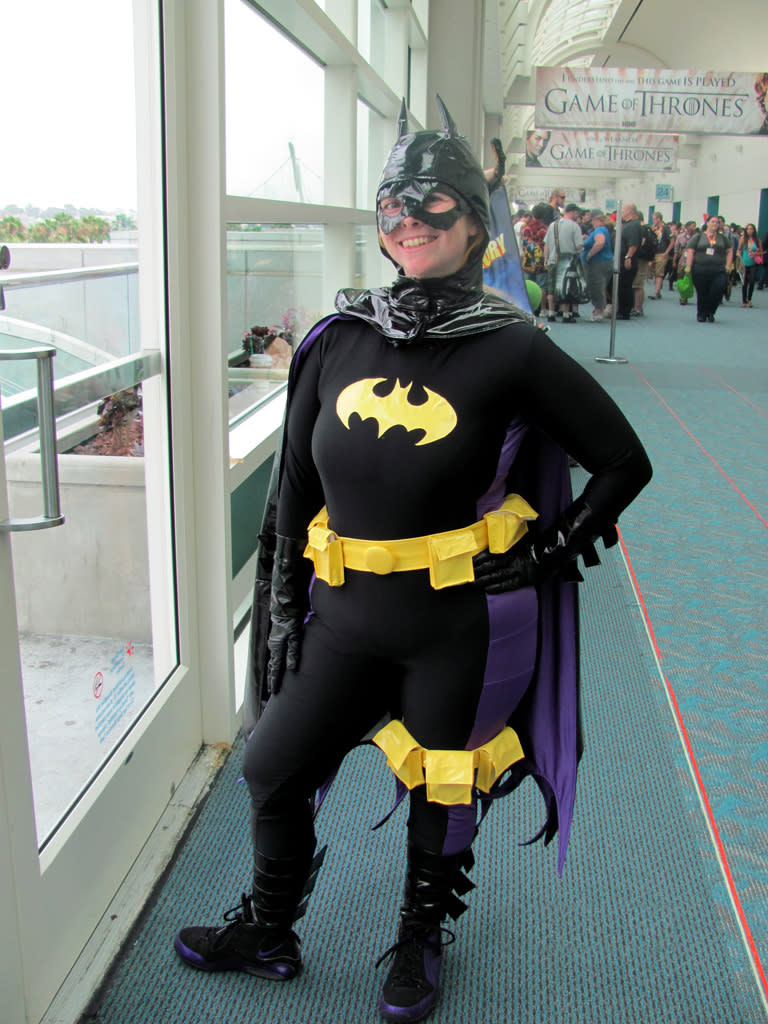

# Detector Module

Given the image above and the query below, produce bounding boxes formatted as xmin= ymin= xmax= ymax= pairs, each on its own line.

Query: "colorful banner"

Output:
xmin=535 ymin=68 xmax=768 ymax=136
xmin=482 ymin=186 xmax=531 ymax=313
xmin=525 ymin=130 xmax=678 ymax=171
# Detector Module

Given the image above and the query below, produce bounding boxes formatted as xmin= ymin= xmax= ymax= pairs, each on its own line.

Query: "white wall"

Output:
xmin=601 ymin=134 xmax=766 ymax=227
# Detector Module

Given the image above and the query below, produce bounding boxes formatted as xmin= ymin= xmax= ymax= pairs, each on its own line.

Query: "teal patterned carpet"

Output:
xmin=81 ymin=289 xmax=768 ymax=1024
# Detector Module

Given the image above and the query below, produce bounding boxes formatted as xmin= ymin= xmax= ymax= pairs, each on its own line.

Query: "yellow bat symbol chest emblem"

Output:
xmin=336 ymin=378 xmax=457 ymax=446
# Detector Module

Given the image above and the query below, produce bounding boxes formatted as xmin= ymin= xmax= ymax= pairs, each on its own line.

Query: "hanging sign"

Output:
xmin=511 ymin=186 xmax=587 ymax=206
xmin=535 ymin=68 xmax=768 ymax=136
xmin=524 ymin=130 xmax=678 ymax=170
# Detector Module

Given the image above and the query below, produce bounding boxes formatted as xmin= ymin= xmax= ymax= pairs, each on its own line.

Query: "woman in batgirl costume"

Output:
xmin=174 ymin=99 xmax=652 ymax=1023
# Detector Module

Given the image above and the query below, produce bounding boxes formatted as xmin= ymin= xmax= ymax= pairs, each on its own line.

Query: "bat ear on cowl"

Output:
xmin=436 ymin=94 xmax=459 ymax=137
xmin=397 ymin=98 xmax=409 ymax=139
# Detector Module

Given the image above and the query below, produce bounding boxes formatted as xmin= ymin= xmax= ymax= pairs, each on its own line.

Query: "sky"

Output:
xmin=0 ymin=0 xmax=325 ymax=214
xmin=224 ymin=0 xmax=324 ymax=203
xmin=1 ymin=2 xmax=138 ymax=211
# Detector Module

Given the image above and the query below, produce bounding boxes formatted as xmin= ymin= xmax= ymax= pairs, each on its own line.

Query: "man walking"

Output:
xmin=617 ymin=203 xmax=641 ymax=320
xmin=650 ymin=211 xmax=673 ymax=299
xmin=543 ymin=202 xmax=583 ymax=323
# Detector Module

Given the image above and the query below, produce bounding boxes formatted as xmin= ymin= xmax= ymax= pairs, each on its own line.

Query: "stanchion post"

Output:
xmin=596 ymin=197 xmax=628 ymax=364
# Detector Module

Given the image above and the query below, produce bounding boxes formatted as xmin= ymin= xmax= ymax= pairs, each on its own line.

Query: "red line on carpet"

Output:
xmin=618 ymin=528 xmax=768 ymax=1007
xmin=698 ymin=366 xmax=768 ymax=419
xmin=631 ymin=365 xmax=768 ymax=529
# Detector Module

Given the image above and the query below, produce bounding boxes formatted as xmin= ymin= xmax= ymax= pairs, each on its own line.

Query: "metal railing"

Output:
xmin=0 ymin=346 xmax=64 ymax=532
xmin=2 ymin=350 xmax=162 ymax=447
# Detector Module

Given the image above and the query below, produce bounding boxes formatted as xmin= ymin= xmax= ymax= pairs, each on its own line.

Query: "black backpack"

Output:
xmin=638 ymin=223 xmax=656 ymax=259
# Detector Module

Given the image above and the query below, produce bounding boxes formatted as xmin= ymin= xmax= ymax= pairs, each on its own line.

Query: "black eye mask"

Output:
xmin=376 ymin=180 xmax=471 ymax=235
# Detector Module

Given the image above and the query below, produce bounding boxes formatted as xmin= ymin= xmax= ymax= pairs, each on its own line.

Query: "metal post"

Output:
xmin=596 ymin=198 xmax=628 ymax=365
xmin=0 ymin=346 xmax=65 ymax=532
xmin=36 ymin=352 xmax=62 ymax=521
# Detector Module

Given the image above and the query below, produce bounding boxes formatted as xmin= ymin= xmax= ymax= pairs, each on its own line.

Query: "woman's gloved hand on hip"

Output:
xmin=473 ymin=497 xmax=617 ymax=594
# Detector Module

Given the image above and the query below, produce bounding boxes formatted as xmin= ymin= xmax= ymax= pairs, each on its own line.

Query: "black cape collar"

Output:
xmin=335 ymin=265 xmax=535 ymax=345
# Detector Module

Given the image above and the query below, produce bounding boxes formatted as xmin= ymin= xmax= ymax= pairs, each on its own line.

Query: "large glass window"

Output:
xmin=357 ymin=100 xmax=371 ymax=209
xmin=226 ymin=223 xmax=324 ymax=424
xmin=225 ymin=0 xmax=325 ymax=203
xmin=359 ymin=0 xmax=388 ymax=73
xmin=0 ymin=0 xmax=177 ymax=847
xmin=370 ymin=1 xmax=388 ymax=81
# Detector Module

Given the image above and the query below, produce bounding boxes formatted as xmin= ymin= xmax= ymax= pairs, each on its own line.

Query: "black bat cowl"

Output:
xmin=335 ymin=97 xmax=534 ymax=345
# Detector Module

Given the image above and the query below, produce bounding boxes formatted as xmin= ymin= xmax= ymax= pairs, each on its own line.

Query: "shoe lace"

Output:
xmin=211 ymin=894 xmax=300 ymax=956
xmin=374 ymin=924 xmax=455 ymax=985
xmin=207 ymin=893 xmax=254 ymax=951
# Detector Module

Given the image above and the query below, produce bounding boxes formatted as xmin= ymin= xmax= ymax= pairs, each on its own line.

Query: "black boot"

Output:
xmin=174 ymin=845 xmax=325 ymax=980
xmin=377 ymin=844 xmax=475 ymax=1023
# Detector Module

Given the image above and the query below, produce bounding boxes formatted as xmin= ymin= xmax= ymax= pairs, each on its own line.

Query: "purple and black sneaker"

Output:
xmin=174 ymin=892 xmax=301 ymax=981
xmin=377 ymin=925 xmax=444 ymax=1023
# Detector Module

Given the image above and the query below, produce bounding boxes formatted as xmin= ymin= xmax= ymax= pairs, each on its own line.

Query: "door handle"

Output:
xmin=0 ymin=346 xmax=65 ymax=532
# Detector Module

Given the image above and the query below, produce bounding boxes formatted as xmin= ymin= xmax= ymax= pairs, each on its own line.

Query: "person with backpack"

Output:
xmin=648 ymin=212 xmax=673 ymax=300
xmin=632 ymin=214 xmax=656 ymax=317
xmin=543 ymin=203 xmax=584 ymax=323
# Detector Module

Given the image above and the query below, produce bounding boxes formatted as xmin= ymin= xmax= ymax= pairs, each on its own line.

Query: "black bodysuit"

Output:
xmin=243 ymin=317 xmax=650 ymax=863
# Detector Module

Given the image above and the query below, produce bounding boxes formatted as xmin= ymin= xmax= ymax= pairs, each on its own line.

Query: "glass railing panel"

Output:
xmin=1 ymin=259 xmax=139 ymax=357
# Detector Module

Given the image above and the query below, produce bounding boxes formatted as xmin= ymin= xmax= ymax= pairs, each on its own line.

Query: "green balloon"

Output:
xmin=525 ymin=279 xmax=542 ymax=313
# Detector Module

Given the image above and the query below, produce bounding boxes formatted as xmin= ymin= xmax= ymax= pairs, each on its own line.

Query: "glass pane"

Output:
xmin=358 ymin=1 xmax=371 ymax=62
xmin=226 ymin=223 xmax=324 ymax=426
xmin=359 ymin=0 xmax=388 ymax=71
xmin=355 ymin=222 xmax=390 ymax=291
xmin=370 ymin=1 xmax=388 ymax=82
xmin=225 ymin=0 xmax=325 ymax=203
xmin=531 ymin=0 xmax=621 ymax=66
xmin=357 ymin=100 xmax=371 ymax=210
xmin=0 ymin=0 xmax=177 ymax=847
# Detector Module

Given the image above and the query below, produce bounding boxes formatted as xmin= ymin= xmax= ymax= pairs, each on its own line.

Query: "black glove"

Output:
xmin=473 ymin=497 xmax=617 ymax=594
xmin=266 ymin=535 xmax=310 ymax=695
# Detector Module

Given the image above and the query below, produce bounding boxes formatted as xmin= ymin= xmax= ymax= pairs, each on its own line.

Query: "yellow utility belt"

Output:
xmin=372 ymin=719 xmax=525 ymax=805
xmin=304 ymin=493 xmax=538 ymax=590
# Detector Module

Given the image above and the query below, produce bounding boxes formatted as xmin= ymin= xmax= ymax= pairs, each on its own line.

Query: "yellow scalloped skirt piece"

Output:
xmin=371 ymin=719 xmax=525 ymax=805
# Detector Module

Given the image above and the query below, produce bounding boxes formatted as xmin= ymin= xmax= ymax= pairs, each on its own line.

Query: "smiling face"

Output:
xmin=378 ymin=189 xmax=481 ymax=279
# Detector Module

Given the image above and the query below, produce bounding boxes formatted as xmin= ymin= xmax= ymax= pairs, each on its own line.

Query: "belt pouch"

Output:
xmin=305 ymin=523 xmax=345 ymax=586
xmin=485 ymin=497 xmax=537 ymax=553
xmin=427 ymin=532 xmax=477 ymax=589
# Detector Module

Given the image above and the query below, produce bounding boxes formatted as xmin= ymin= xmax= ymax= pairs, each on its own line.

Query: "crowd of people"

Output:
xmin=514 ymin=190 xmax=766 ymax=325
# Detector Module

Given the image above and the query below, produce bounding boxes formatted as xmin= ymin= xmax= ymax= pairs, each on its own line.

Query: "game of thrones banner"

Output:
xmin=524 ymin=130 xmax=678 ymax=171
xmin=535 ymin=68 xmax=768 ymax=136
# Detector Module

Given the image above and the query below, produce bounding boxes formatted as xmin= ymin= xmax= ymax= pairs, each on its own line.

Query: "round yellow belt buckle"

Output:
xmin=365 ymin=545 xmax=396 ymax=574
